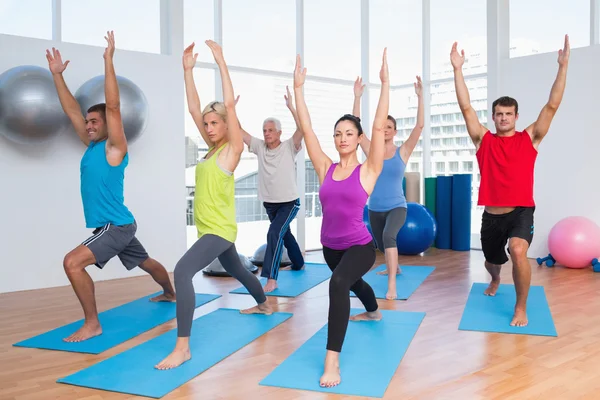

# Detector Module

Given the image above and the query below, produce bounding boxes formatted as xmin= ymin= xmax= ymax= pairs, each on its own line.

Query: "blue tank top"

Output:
xmin=80 ymin=140 xmax=134 ymax=228
xmin=368 ymin=146 xmax=407 ymax=212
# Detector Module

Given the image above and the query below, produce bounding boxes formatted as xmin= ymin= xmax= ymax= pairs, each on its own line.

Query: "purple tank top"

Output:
xmin=319 ymin=163 xmax=373 ymax=250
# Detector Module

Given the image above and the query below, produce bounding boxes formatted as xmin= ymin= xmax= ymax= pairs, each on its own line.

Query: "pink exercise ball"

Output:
xmin=548 ymin=216 xmax=600 ymax=269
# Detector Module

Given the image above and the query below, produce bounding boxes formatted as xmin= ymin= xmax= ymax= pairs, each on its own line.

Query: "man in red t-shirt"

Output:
xmin=451 ymin=35 xmax=570 ymax=327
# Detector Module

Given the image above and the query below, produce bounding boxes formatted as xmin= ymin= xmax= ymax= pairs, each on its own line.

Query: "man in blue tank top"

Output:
xmin=46 ymin=32 xmax=175 ymax=343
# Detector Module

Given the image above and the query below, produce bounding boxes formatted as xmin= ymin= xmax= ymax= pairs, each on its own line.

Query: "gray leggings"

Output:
xmin=368 ymin=207 xmax=407 ymax=251
xmin=174 ymin=234 xmax=267 ymax=337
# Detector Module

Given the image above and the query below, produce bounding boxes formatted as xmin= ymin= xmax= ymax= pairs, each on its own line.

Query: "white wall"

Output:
xmin=501 ymin=46 xmax=600 ymax=259
xmin=0 ymin=34 xmax=186 ymax=293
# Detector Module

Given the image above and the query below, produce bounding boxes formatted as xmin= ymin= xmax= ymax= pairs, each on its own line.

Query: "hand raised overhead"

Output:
xmin=293 ymin=54 xmax=307 ymax=88
xmin=103 ymin=30 xmax=115 ymax=60
xmin=205 ymin=40 xmax=225 ymax=64
xmin=46 ymin=47 xmax=70 ymax=74
xmin=354 ymin=76 xmax=365 ymax=97
xmin=450 ymin=42 xmax=465 ymax=70
xmin=414 ymin=75 xmax=422 ymax=96
xmin=284 ymin=86 xmax=294 ymax=109
xmin=557 ymin=34 xmax=570 ymax=66
xmin=379 ymin=47 xmax=389 ymax=84
xmin=182 ymin=43 xmax=199 ymax=71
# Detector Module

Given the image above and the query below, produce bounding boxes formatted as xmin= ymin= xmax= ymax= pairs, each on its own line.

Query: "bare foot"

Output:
xmin=63 ymin=322 xmax=102 ymax=342
xmin=376 ymin=267 xmax=402 ymax=275
xmin=320 ymin=353 xmax=341 ymax=388
xmin=349 ymin=310 xmax=382 ymax=321
xmin=385 ymin=284 xmax=397 ymax=300
xmin=150 ymin=292 xmax=176 ymax=302
xmin=484 ymin=279 xmax=500 ymax=296
xmin=155 ymin=348 xmax=191 ymax=370
xmin=510 ymin=307 xmax=528 ymax=327
xmin=263 ymin=279 xmax=278 ymax=293
xmin=240 ymin=301 xmax=273 ymax=315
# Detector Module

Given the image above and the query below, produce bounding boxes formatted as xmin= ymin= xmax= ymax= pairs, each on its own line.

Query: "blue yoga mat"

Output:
xmin=451 ymin=174 xmax=472 ymax=251
xmin=230 ymin=262 xmax=331 ymax=297
xmin=351 ymin=265 xmax=435 ymax=300
xmin=458 ymin=283 xmax=557 ymax=336
xmin=435 ymin=175 xmax=452 ymax=249
xmin=57 ymin=308 xmax=293 ymax=398
xmin=260 ymin=309 xmax=425 ymax=398
xmin=13 ymin=292 xmax=220 ymax=354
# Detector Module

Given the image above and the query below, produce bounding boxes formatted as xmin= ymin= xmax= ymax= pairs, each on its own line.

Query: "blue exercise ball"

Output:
xmin=75 ymin=75 xmax=148 ymax=143
xmin=396 ymin=202 xmax=437 ymax=255
xmin=0 ymin=65 xmax=70 ymax=144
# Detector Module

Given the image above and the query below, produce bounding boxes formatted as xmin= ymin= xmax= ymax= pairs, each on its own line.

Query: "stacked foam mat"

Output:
xmin=424 ymin=174 xmax=472 ymax=251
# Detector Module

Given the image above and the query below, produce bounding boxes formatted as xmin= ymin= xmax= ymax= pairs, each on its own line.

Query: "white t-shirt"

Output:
xmin=248 ymin=136 xmax=302 ymax=203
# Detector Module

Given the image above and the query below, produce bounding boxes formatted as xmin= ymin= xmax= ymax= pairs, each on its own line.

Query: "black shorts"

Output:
xmin=480 ymin=207 xmax=535 ymax=265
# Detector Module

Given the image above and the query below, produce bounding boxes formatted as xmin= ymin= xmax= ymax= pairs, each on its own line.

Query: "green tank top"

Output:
xmin=194 ymin=143 xmax=237 ymax=242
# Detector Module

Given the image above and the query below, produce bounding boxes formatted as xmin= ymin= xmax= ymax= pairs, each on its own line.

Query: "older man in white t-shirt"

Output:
xmin=241 ymin=87 xmax=305 ymax=292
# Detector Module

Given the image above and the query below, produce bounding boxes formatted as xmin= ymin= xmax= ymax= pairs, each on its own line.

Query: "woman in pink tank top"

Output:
xmin=293 ymin=49 xmax=390 ymax=388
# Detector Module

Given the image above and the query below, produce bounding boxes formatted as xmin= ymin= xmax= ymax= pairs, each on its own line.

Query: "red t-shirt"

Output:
xmin=476 ymin=130 xmax=537 ymax=207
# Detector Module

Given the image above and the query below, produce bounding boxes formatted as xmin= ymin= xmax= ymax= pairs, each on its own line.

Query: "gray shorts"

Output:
xmin=82 ymin=221 xmax=149 ymax=270
xmin=368 ymin=207 xmax=408 ymax=251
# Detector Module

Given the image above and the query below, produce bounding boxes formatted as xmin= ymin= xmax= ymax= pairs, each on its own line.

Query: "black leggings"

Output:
xmin=174 ymin=234 xmax=267 ymax=337
xmin=323 ymin=241 xmax=378 ymax=352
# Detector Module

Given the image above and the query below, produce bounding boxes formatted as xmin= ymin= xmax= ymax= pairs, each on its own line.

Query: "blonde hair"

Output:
xmin=202 ymin=101 xmax=227 ymax=122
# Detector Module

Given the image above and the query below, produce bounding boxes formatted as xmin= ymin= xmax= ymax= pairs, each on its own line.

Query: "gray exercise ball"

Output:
xmin=202 ymin=253 xmax=258 ymax=277
xmin=74 ymin=75 xmax=148 ymax=143
xmin=250 ymin=243 xmax=292 ymax=266
xmin=0 ymin=65 xmax=70 ymax=145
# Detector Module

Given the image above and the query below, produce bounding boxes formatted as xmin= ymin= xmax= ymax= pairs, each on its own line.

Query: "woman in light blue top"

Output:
xmin=352 ymin=75 xmax=424 ymax=299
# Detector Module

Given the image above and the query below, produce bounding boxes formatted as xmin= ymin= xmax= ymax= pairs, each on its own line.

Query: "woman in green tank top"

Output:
xmin=155 ymin=40 xmax=271 ymax=370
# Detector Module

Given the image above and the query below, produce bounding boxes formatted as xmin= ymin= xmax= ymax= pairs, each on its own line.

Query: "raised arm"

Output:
xmin=399 ymin=76 xmax=424 ymax=163
xmin=232 ymin=96 xmax=253 ymax=147
xmin=451 ymin=42 xmax=488 ymax=149
xmin=363 ymin=48 xmax=389 ymax=182
xmin=293 ymin=55 xmax=332 ymax=183
xmin=352 ymin=77 xmax=371 ymax=156
xmin=103 ymin=31 xmax=127 ymax=165
xmin=46 ymin=48 xmax=88 ymax=146
xmin=526 ymin=34 xmax=570 ymax=148
xmin=206 ymin=40 xmax=244 ymax=171
xmin=182 ymin=43 xmax=212 ymax=147
xmin=284 ymin=86 xmax=303 ymax=151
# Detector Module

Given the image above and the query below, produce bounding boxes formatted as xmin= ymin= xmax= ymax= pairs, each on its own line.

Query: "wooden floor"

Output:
xmin=2 ymin=248 xmax=600 ymax=400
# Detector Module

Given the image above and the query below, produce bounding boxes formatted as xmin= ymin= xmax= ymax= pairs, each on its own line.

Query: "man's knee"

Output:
xmin=508 ymin=238 xmax=529 ymax=260
xmin=63 ymin=249 xmax=91 ymax=274
xmin=137 ymin=257 xmax=154 ymax=271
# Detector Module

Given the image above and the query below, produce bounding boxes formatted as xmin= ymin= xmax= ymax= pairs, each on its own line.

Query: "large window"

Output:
xmin=429 ymin=77 xmax=487 ymax=247
xmin=184 ymin=68 xmax=216 ymax=145
xmin=227 ymin=71 xmax=298 ymax=255
xmin=369 ymin=0 xmax=422 ymax=85
xmin=61 ymin=0 xmax=161 ymax=53
xmin=510 ymin=0 xmax=589 ymax=58
xmin=304 ymin=0 xmax=361 ymax=80
xmin=184 ymin=68 xmax=216 ymax=249
xmin=431 ymin=0 xmax=487 ymax=80
xmin=223 ymin=0 xmax=296 ymax=71
xmin=430 ymin=0 xmax=487 ymax=248
xmin=367 ymin=85 xmax=423 ymax=179
xmin=302 ymin=79 xmax=354 ymax=249
xmin=184 ymin=0 xmax=214 ymax=62
xmin=0 ymin=0 xmax=52 ymax=40
xmin=177 ymin=1 xmax=596 ymax=254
